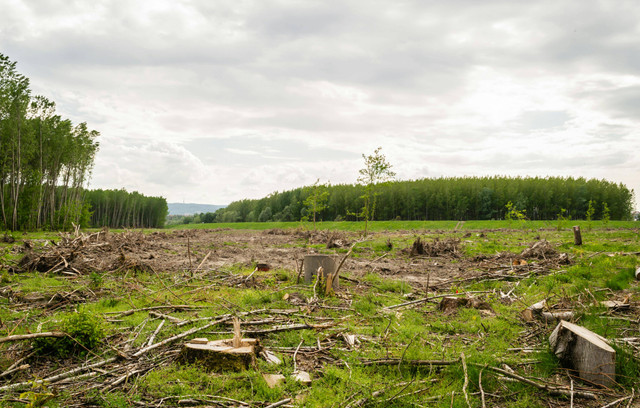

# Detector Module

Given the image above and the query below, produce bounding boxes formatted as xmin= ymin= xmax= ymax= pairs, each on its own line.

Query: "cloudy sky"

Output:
xmin=1 ymin=0 xmax=639 ymax=207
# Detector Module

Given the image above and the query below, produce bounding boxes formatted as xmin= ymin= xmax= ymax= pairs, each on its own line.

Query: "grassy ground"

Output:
xmin=0 ymin=221 xmax=639 ymax=407
xmin=171 ymin=219 xmax=638 ymax=232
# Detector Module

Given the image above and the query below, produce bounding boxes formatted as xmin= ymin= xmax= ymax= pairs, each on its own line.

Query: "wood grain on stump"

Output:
xmin=549 ymin=320 xmax=615 ymax=387
xmin=179 ymin=337 xmax=260 ymax=372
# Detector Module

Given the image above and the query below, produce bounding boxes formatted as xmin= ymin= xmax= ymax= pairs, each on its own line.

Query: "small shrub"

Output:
xmin=602 ymin=202 xmax=610 ymax=225
xmin=605 ymin=268 xmax=635 ymax=291
xmin=89 ymin=271 xmax=103 ymax=289
xmin=34 ymin=309 xmax=106 ymax=357
xmin=20 ymin=379 xmax=56 ymax=408
xmin=556 ymin=208 xmax=571 ymax=231
xmin=585 ymin=200 xmax=595 ymax=231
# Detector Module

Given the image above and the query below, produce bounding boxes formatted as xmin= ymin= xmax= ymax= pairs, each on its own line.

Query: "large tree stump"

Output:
xmin=179 ymin=337 xmax=260 ymax=372
xmin=549 ymin=320 xmax=615 ymax=387
xmin=303 ymin=254 xmax=338 ymax=289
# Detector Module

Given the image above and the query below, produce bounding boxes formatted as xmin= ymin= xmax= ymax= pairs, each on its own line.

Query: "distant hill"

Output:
xmin=168 ymin=203 xmax=226 ymax=216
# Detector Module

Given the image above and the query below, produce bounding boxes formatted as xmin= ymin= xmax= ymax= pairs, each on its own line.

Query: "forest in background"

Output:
xmin=0 ymin=53 xmax=99 ymax=231
xmin=0 ymin=54 xmax=167 ymax=231
xmin=85 ymin=189 xmax=168 ymax=229
xmin=202 ymin=176 xmax=634 ymax=224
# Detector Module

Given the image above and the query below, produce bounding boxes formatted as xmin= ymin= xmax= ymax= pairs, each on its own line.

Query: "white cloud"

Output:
xmin=1 ymin=0 xmax=638 ymax=206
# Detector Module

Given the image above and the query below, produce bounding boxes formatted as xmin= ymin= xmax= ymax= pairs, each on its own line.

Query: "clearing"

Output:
xmin=0 ymin=221 xmax=639 ymax=407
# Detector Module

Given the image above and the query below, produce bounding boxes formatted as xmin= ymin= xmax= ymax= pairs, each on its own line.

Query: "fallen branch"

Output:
xmin=475 ymin=364 xmax=597 ymax=400
xmin=383 ymin=291 xmax=493 ymax=310
xmin=0 ymin=357 xmax=118 ymax=392
xmin=461 ymin=352 xmax=471 ymax=408
xmin=361 ymin=358 xmax=458 ymax=367
xmin=106 ymin=305 xmax=204 ymax=317
xmin=149 ymin=311 xmax=184 ymax=324
xmin=194 ymin=251 xmax=212 ymax=273
xmin=0 ymin=331 xmax=66 ymax=344
xmin=146 ymin=319 xmax=165 ymax=347
xmin=264 ymin=398 xmax=292 ymax=408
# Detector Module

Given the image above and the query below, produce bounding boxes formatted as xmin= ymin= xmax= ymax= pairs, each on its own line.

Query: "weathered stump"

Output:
xmin=179 ymin=337 xmax=260 ymax=372
xmin=573 ymin=226 xmax=582 ymax=245
xmin=303 ymin=254 xmax=338 ymax=289
xmin=549 ymin=320 xmax=615 ymax=387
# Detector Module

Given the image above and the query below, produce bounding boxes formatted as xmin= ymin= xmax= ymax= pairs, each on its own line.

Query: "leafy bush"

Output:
xmin=35 ymin=309 xmax=106 ymax=357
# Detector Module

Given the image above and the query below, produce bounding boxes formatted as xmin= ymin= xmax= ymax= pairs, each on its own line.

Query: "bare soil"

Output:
xmin=18 ymin=228 xmax=570 ymax=292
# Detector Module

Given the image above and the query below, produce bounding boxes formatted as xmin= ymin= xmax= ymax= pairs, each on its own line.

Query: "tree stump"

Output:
xmin=179 ymin=337 xmax=260 ymax=372
xmin=573 ymin=226 xmax=582 ymax=245
xmin=549 ymin=320 xmax=615 ymax=387
xmin=303 ymin=254 xmax=338 ymax=290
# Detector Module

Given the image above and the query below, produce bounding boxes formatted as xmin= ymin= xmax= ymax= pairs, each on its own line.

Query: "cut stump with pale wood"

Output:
xmin=179 ymin=337 xmax=261 ymax=372
xmin=549 ymin=320 xmax=615 ymax=388
xmin=303 ymin=254 xmax=338 ymax=289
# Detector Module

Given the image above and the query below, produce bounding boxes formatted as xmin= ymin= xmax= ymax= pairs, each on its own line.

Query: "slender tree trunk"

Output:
xmin=36 ymin=120 xmax=44 ymax=228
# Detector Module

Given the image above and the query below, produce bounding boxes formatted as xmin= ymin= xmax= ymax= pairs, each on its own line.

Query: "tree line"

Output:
xmin=84 ymin=189 xmax=168 ymax=229
xmin=1 ymin=53 xmax=100 ymax=230
xmin=201 ymin=176 xmax=634 ymax=223
xmin=0 ymin=54 xmax=169 ymax=231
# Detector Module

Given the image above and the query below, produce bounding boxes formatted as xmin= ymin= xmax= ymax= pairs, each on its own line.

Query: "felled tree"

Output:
xmin=356 ymin=147 xmax=395 ymax=236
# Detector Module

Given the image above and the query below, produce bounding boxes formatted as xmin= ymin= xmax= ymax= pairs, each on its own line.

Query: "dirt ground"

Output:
xmin=17 ymin=227 xmax=570 ymax=291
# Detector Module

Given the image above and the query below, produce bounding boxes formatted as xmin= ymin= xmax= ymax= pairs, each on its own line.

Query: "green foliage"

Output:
xmin=504 ymin=201 xmax=526 ymax=226
xmin=258 ymin=206 xmax=273 ymax=222
xmin=210 ymin=176 xmax=633 ymax=223
xmin=19 ymin=379 xmax=56 ymax=408
xmin=602 ymin=202 xmax=610 ymax=225
xmin=556 ymin=208 xmax=571 ymax=230
xmin=34 ymin=309 xmax=106 ymax=357
xmin=85 ymin=189 xmax=168 ymax=228
xmin=302 ymin=179 xmax=330 ymax=230
xmin=89 ymin=271 xmax=103 ymax=289
xmin=585 ymin=199 xmax=595 ymax=231
xmin=0 ymin=53 xmax=100 ymax=231
xmin=356 ymin=147 xmax=395 ymax=236
xmin=613 ymin=344 xmax=640 ymax=387
xmin=604 ymin=267 xmax=635 ymax=291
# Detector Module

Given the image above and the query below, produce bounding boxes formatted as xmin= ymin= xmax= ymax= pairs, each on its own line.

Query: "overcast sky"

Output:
xmin=1 ymin=0 xmax=638 ymax=207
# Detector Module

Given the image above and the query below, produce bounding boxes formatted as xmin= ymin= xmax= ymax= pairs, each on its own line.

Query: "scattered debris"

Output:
xmin=541 ymin=311 xmax=574 ymax=322
xmin=601 ymin=300 xmax=630 ymax=310
xmin=521 ymin=299 xmax=546 ymax=322
xmin=260 ymin=350 xmax=283 ymax=365
xmin=520 ymin=240 xmax=569 ymax=264
xmin=410 ymin=237 xmax=425 ymax=256
xmin=283 ymin=292 xmax=306 ymax=305
xmin=292 ymin=370 xmax=312 ymax=385
xmin=342 ymin=333 xmax=359 ymax=349
xmin=549 ymin=320 xmax=615 ymax=387
xmin=262 ymin=373 xmax=285 ymax=388
xmin=439 ymin=296 xmax=495 ymax=316
xmin=522 ymin=299 xmax=574 ymax=322
xmin=408 ymin=237 xmax=460 ymax=258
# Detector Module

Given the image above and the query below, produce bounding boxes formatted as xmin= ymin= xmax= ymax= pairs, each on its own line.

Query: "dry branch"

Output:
xmin=0 ymin=331 xmax=66 ymax=344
